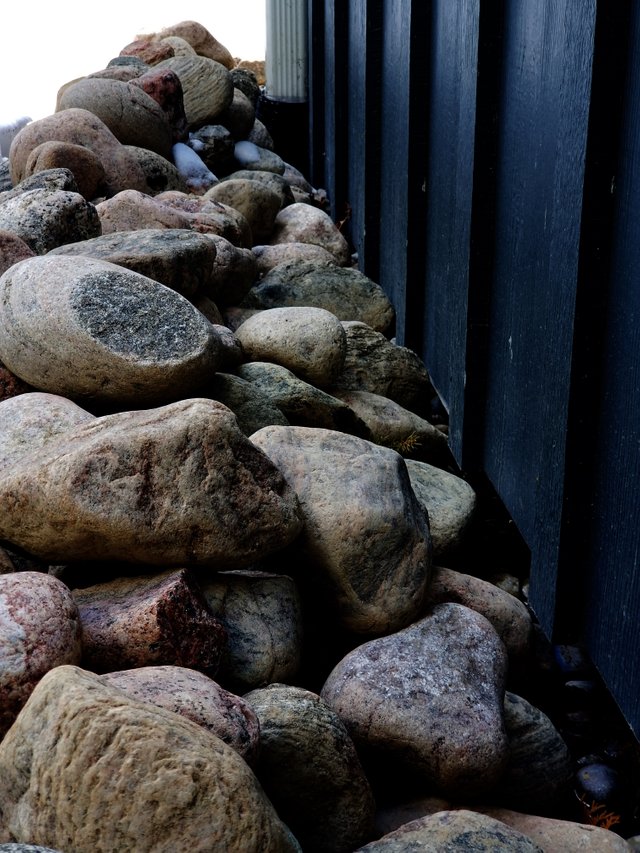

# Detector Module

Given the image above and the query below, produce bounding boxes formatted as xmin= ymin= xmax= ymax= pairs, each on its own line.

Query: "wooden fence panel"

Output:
xmin=477 ymin=0 xmax=596 ymax=635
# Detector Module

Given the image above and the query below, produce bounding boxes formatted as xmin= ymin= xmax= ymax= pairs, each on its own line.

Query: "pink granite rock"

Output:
xmin=102 ymin=664 xmax=260 ymax=764
xmin=131 ymin=67 xmax=189 ymax=142
xmin=73 ymin=570 xmax=226 ymax=675
xmin=0 ymin=229 xmax=35 ymax=278
xmin=0 ymin=572 xmax=82 ymax=736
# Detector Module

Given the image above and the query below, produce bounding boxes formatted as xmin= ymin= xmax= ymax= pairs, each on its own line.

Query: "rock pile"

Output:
xmin=0 ymin=19 xmax=635 ymax=853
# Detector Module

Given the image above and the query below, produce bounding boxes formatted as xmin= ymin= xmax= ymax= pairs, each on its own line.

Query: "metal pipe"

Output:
xmin=265 ymin=0 xmax=308 ymax=102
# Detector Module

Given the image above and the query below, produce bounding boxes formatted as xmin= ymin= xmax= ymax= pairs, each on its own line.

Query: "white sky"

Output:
xmin=1 ymin=1 xmax=266 ymax=123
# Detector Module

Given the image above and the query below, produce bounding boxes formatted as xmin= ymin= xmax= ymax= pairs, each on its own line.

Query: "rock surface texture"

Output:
xmin=0 ymin=17 xmax=634 ymax=853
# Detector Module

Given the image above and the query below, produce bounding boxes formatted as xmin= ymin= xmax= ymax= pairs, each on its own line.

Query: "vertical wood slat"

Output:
xmin=421 ymin=0 xmax=481 ymax=459
xmin=479 ymin=0 xmax=596 ymax=635
xmin=572 ymin=3 xmax=640 ymax=737
xmin=320 ymin=0 xmax=349 ymax=222
xmin=377 ymin=0 xmax=430 ymax=349
xmin=345 ymin=0 xmax=382 ymax=277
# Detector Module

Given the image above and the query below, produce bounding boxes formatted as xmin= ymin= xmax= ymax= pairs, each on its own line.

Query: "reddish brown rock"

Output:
xmin=73 ymin=570 xmax=227 ymax=675
xmin=131 ymin=67 xmax=189 ymax=142
xmin=120 ymin=35 xmax=176 ymax=65
xmin=102 ymin=665 xmax=260 ymax=765
xmin=157 ymin=20 xmax=235 ymax=68
xmin=0 ymin=572 xmax=82 ymax=737
xmin=0 ymin=230 xmax=36 ymax=278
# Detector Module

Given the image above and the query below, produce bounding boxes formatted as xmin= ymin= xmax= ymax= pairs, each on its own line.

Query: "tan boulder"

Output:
xmin=157 ymin=20 xmax=235 ymax=68
xmin=156 ymin=55 xmax=234 ymax=128
xmin=206 ymin=178 xmax=282 ymax=242
xmin=269 ymin=203 xmax=352 ymax=265
xmin=23 ymin=141 xmax=107 ymax=200
xmin=0 ymin=665 xmax=300 ymax=851
xmin=0 ymin=398 xmax=302 ymax=567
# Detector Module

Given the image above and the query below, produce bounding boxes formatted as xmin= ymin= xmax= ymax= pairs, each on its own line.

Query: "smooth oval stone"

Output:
xmin=242 ymin=261 xmax=395 ymax=334
xmin=236 ymin=306 xmax=347 ymax=388
xmin=252 ymin=243 xmax=338 ymax=276
xmin=56 ymin=78 xmax=174 ymax=159
xmin=206 ymin=178 xmax=282 ymax=242
xmin=269 ymin=203 xmax=352 ymax=264
xmin=24 ymin=141 xmax=107 ymax=200
xmin=321 ymin=603 xmax=509 ymax=798
xmin=0 ymin=255 xmax=221 ymax=404
xmin=156 ymin=55 xmax=234 ymax=128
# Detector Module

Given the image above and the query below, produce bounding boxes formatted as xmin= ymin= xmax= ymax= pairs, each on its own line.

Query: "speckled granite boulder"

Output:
xmin=73 ymin=569 xmax=227 ymax=675
xmin=0 ymin=398 xmax=302 ymax=567
xmin=0 ymin=189 xmax=101 ymax=255
xmin=48 ymin=228 xmax=217 ymax=298
xmin=0 ymin=665 xmax=301 ymax=851
xmin=199 ymin=570 xmax=303 ymax=692
xmin=251 ymin=425 xmax=431 ymax=634
xmin=0 ymin=572 xmax=82 ymax=737
xmin=102 ymin=665 xmax=260 ymax=764
xmin=236 ymin=307 xmax=347 ymax=388
xmin=321 ymin=603 xmax=509 ymax=797
xmin=244 ymin=684 xmax=376 ymax=852
xmin=0 ymin=255 xmax=221 ymax=404
xmin=357 ymin=810 xmax=542 ymax=852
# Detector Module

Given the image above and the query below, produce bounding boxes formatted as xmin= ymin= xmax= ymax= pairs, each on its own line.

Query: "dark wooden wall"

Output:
xmin=308 ymin=0 xmax=640 ymax=737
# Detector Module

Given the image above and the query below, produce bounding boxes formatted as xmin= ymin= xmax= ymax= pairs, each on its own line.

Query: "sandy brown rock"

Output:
xmin=0 ymin=398 xmax=302 ymax=567
xmin=0 ymin=665 xmax=301 ymax=851
xmin=251 ymin=425 xmax=431 ymax=634
xmin=357 ymin=810 xmax=542 ymax=852
xmin=332 ymin=389 xmax=450 ymax=465
xmin=48 ymin=228 xmax=216 ymax=298
xmin=245 ymin=684 xmax=376 ymax=852
xmin=0 ymin=572 xmax=82 ymax=737
xmin=103 ymin=665 xmax=260 ymax=764
xmin=119 ymin=35 xmax=177 ymax=66
xmin=321 ymin=603 xmax=509 ymax=797
xmin=236 ymin=306 xmax=347 ymax=387
xmin=96 ymin=188 xmax=193 ymax=231
xmin=157 ymin=20 xmax=235 ymax=68
xmin=269 ymin=203 xmax=352 ymax=265
xmin=218 ymin=169 xmax=295 ymax=208
xmin=199 ymin=570 xmax=303 ymax=691
xmin=74 ymin=570 xmax=226 ymax=674
xmin=154 ymin=190 xmax=252 ymax=246
xmin=243 ymin=262 xmax=395 ymax=334
xmin=0 ymin=255 xmax=221 ymax=404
